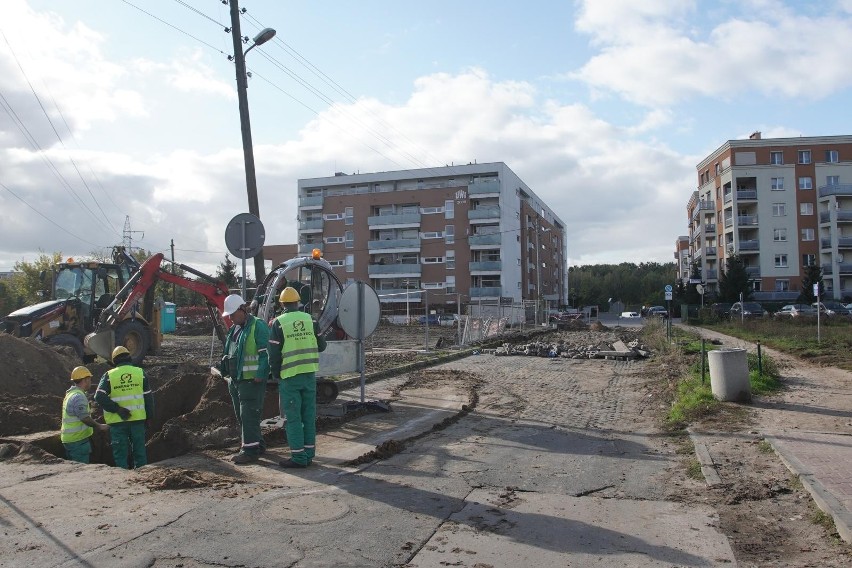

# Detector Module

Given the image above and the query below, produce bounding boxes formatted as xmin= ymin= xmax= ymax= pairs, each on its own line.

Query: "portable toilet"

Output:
xmin=161 ymin=302 xmax=177 ymax=334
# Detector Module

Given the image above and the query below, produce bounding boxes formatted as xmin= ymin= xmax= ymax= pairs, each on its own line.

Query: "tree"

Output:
xmin=9 ymin=252 xmax=63 ymax=305
xmin=216 ymin=254 xmax=240 ymax=291
xmin=718 ymin=253 xmax=752 ymax=303
xmin=798 ymin=264 xmax=824 ymax=304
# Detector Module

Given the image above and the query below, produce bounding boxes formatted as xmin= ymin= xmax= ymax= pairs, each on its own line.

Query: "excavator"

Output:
xmin=84 ymin=253 xmax=230 ymax=365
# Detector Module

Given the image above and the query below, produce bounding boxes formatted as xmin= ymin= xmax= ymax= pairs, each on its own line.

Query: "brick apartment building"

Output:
xmin=295 ymin=162 xmax=567 ymax=309
xmin=685 ymin=133 xmax=852 ymax=302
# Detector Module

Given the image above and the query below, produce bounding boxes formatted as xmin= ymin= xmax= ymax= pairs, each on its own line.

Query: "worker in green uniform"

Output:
xmin=95 ymin=346 xmax=154 ymax=469
xmin=221 ymin=293 xmax=270 ymax=464
xmin=61 ymin=366 xmax=109 ymax=463
xmin=269 ymin=287 xmax=326 ymax=469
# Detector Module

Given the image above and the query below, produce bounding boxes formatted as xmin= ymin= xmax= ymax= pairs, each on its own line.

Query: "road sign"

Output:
xmin=696 ymin=284 xmax=704 ymax=295
xmin=664 ymin=284 xmax=673 ymax=293
xmin=225 ymin=213 xmax=265 ymax=259
xmin=665 ymin=291 xmax=673 ymax=301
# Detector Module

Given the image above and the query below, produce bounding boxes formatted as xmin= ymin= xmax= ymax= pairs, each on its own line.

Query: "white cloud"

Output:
xmin=571 ymin=0 xmax=852 ymax=106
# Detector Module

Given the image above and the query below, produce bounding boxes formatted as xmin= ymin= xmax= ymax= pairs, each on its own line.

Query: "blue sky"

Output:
xmin=4 ymin=0 xmax=852 ymax=275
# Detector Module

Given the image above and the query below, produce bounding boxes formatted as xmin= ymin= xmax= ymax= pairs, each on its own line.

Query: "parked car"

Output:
xmin=619 ymin=311 xmax=641 ymax=319
xmin=645 ymin=306 xmax=668 ymax=319
xmin=730 ymin=301 xmax=767 ymax=319
xmin=775 ymin=304 xmax=818 ymax=318
xmin=438 ymin=314 xmax=459 ymax=326
xmin=417 ymin=314 xmax=440 ymax=325
xmin=710 ymin=302 xmax=732 ymax=319
xmin=812 ymin=301 xmax=852 ymax=317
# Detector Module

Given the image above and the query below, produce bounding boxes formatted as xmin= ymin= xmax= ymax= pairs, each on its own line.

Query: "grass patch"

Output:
xmin=757 ymin=440 xmax=774 ymax=453
xmin=811 ymin=508 xmax=836 ymax=532
xmin=685 ymin=458 xmax=704 ymax=480
xmin=790 ymin=474 xmax=804 ymax=491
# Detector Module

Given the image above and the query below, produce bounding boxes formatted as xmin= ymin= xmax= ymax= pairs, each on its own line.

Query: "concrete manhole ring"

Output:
xmin=256 ymin=494 xmax=351 ymax=525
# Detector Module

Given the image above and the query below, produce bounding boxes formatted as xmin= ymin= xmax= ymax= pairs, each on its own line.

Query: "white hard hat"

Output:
xmin=222 ymin=294 xmax=246 ymax=316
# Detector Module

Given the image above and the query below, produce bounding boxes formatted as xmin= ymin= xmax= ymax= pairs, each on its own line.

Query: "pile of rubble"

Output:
xmin=490 ymin=337 xmax=651 ymax=360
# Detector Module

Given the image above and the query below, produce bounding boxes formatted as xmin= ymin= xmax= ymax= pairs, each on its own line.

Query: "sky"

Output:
xmin=4 ymin=0 xmax=852 ymax=277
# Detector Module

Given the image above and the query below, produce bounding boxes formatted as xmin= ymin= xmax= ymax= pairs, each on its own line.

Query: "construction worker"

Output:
xmin=269 ymin=286 xmax=326 ymax=469
xmin=220 ymin=293 xmax=270 ymax=464
xmin=95 ymin=346 xmax=153 ymax=469
xmin=61 ymin=366 xmax=109 ymax=463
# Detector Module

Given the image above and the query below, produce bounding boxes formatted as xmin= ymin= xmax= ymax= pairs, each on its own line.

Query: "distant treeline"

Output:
xmin=569 ymin=262 xmax=677 ymax=309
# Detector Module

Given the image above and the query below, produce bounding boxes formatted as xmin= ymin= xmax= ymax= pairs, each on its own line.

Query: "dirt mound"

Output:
xmin=0 ymin=335 xmax=83 ymax=436
xmin=0 ymin=440 xmax=62 ymax=464
xmin=135 ymin=467 xmax=244 ymax=491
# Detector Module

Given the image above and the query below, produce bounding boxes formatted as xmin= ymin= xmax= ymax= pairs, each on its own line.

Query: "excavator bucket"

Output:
xmin=84 ymin=330 xmax=115 ymax=361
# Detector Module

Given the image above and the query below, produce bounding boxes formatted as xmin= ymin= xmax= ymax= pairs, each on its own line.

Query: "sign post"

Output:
xmin=664 ymin=284 xmax=673 ymax=340
xmin=814 ymin=283 xmax=821 ymax=344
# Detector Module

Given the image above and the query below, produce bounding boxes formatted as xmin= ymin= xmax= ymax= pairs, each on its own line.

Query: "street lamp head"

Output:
xmin=253 ymin=27 xmax=276 ymax=46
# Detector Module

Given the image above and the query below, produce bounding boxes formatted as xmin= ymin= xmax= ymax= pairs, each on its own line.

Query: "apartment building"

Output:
xmin=296 ymin=163 xmax=567 ymax=307
xmin=674 ymin=236 xmax=690 ymax=282
xmin=686 ymin=133 xmax=852 ymax=301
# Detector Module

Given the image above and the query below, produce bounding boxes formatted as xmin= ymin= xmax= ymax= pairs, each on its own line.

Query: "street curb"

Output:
xmin=687 ymin=428 xmax=723 ymax=487
xmin=765 ymin=434 xmax=852 ymax=544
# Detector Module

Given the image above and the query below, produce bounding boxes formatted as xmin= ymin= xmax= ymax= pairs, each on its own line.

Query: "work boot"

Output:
xmin=279 ymin=458 xmax=307 ymax=469
xmin=232 ymin=452 xmax=258 ymax=465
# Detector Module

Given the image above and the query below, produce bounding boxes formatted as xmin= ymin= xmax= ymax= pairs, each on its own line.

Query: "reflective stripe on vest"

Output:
xmin=240 ymin=318 xmax=260 ymax=380
xmin=276 ymin=311 xmax=319 ymax=379
xmin=104 ymin=365 xmax=147 ymax=424
xmin=60 ymin=387 xmax=93 ymax=443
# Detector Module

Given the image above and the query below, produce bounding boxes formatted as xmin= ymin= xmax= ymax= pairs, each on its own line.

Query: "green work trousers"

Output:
xmin=110 ymin=421 xmax=147 ymax=469
xmin=228 ymin=379 xmax=266 ymax=455
xmin=279 ymin=372 xmax=317 ymax=466
xmin=63 ymin=438 xmax=91 ymax=464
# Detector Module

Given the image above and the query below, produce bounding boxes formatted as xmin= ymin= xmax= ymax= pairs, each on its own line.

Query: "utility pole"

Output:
xmin=170 ymin=239 xmax=176 ymax=303
xmin=228 ymin=0 xmax=266 ymax=283
xmin=535 ymin=219 xmax=541 ymax=327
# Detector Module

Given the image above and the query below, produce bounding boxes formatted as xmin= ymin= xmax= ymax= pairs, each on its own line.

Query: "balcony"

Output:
xmin=705 ymin=224 xmax=716 ymax=234
xmin=469 ymin=233 xmax=501 ymax=246
xmin=737 ymin=215 xmax=758 ymax=226
xmin=841 ymin=264 xmax=852 ymax=275
xmin=298 ymin=243 xmax=323 ymax=255
xmin=818 ymin=184 xmax=852 ymax=198
xmin=739 ymin=240 xmax=760 ymax=251
xmin=737 ymin=190 xmax=757 ymax=201
xmin=368 ymin=263 xmax=422 ymax=276
xmin=468 ymin=207 xmax=501 ymax=220
xmin=299 ymin=195 xmax=324 ymax=208
xmin=368 ymin=238 xmax=421 ymax=251
xmin=821 ymin=238 xmax=832 ymax=249
xmin=705 ymin=269 xmax=718 ymax=280
xmin=823 ymin=264 xmax=834 ymax=275
xmin=375 ymin=289 xmax=424 ymax=303
xmin=470 ymin=286 xmax=502 ymax=298
xmin=724 ymin=217 xmax=733 ymax=228
xmin=839 ymin=211 xmax=852 ymax=223
xmin=839 ymin=237 xmax=852 ymax=249
xmin=745 ymin=266 xmax=761 ymax=278
xmin=367 ymin=213 xmax=421 ymax=228
xmin=820 ymin=212 xmax=832 ymax=224
xmin=724 ymin=193 xmax=733 ymax=204
xmin=468 ymin=179 xmax=500 ymax=195
xmin=469 ymin=261 xmax=502 ymax=273
xmin=704 ymin=247 xmax=717 ymax=257
xmin=298 ymin=219 xmax=323 ymax=231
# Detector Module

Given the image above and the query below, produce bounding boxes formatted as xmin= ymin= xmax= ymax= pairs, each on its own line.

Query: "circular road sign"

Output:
xmin=338 ymin=282 xmax=381 ymax=339
xmin=696 ymin=284 xmax=705 ymax=295
xmin=664 ymin=284 xmax=673 ymax=293
xmin=225 ymin=213 xmax=265 ymax=259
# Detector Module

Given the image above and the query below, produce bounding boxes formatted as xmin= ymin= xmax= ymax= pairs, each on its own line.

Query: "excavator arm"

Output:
xmin=85 ymin=253 xmax=230 ymax=361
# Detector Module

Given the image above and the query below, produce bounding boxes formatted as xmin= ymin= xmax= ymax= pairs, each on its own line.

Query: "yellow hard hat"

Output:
xmin=71 ymin=366 xmax=92 ymax=382
xmin=111 ymin=346 xmax=131 ymax=362
xmin=279 ymin=287 xmax=301 ymax=303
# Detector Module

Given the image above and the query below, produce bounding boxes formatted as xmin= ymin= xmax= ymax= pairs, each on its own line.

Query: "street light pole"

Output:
xmin=229 ymin=1 xmax=275 ymax=286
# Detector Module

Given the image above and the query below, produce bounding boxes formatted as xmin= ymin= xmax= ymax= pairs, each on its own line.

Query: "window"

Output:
xmin=420 ymin=206 xmax=443 ymax=214
xmin=445 ymin=275 xmax=455 ymax=293
xmin=773 ymin=228 xmax=787 ymax=242
xmin=420 ymin=231 xmax=443 ymax=239
xmin=801 ymin=228 xmax=815 ymax=241
xmin=327 ymin=259 xmax=344 ymax=267
xmin=345 ymin=254 xmax=354 ymax=272
xmin=803 ymin=254 xmax=816 ymax=267
xmin=445 ymin=200 xmax=454 ymax=220
xmin=446 ymin=250 xmax=455 ymax=269
xmin=715 ymin=162 xmax=721 ymax=175
xmin=422 ymin=256 xmax=444 ymax=264
xmin=323 ymin=213 xmax=344 ymax=221
xmin=344 ymin=230 xmax=354 ymax=249
xmin=775 ymin=254 xmax=788 ymax=268
xmin=775 ymin=279 xmax=790 ymax=292
xmin=800 ymin=202 xmax=813 ymax=215
xmin=798 ymin=150 xmax=811 ymax=164
xmin=770 ymin=151 xmax=783 ymax=165
xmin=772 ymin=203 xmax=786 ymax=217
xmin=344 ymin=207 xmax=353 ymax=225
xmin=827 ymin=175 xmax=840 ymax=186
xmin=445 ymin=225 xmax=455 ymax=244
xmin=799 ymin=177 xmax=813 ymax=190
xmin=325 ymin=236 xmax=344 ymax=244
xmin=826 ymin=150 xmax=839 ymax=163
xmin=771 ymin=177 xmax=784 ymax=190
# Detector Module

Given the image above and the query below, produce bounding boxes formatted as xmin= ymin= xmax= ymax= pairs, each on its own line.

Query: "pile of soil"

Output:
xmin=0 ymin=335 xmax=80 ymax=436
xmin=135 ymin=466 xmax=244 ymax=491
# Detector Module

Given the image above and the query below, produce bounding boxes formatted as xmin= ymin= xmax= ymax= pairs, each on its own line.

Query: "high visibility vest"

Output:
xmin=276 ymin=311 xmax=319 ymax=379
xmin=60 ymin=387 xmax=93 ymax=443
xmin=103 ymin=365 xmax=147 ymax=424
xmin=228 ymin=317 xmax=261 ymax=380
